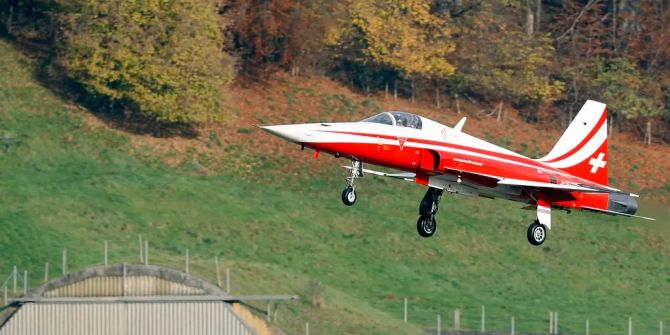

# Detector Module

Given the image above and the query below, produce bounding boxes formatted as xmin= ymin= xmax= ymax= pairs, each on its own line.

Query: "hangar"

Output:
xmin=0 ymin=263 xmax=296 ymax=335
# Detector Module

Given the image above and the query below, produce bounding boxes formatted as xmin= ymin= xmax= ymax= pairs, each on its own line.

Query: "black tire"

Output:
xmin=417 ymin=214 xmax=437 ymax=238
xmin=527 ymin=221 xmax=547 ymax=246
xmin=341 ymin=187 xmax=356 ymax=206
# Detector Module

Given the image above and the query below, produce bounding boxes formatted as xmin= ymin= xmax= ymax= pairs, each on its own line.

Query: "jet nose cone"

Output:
xmin=260 ymin=124 xmax=308 ymax=143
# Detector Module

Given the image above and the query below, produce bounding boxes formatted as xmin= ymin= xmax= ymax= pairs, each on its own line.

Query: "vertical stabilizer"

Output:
xmin=537 ymin=100 xmax=608 ymax=185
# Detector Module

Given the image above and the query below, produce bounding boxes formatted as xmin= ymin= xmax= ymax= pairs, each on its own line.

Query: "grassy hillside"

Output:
xmin=1 ymin=39 xmax=669 ymax=335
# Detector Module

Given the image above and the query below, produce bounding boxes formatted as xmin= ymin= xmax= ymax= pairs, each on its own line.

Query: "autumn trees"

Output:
xmin=451 ymin=2 xmax=564 ymax=110
xmin=1 ymin=0 xmax=669 ymax=142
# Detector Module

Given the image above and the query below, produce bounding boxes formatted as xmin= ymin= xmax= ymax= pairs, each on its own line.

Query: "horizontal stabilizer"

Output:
xmin=581 ymin=206 xmax=656 ymax=220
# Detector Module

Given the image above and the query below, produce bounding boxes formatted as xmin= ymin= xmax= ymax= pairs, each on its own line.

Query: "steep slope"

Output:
xmin=1 ymin=40 xmax=669 ymax=335
xmin=126 ymin=72 xmax=670 ymax=195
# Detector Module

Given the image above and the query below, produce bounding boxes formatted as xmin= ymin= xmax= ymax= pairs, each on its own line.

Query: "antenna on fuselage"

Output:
xmin=453 ymin=117 xmax=467 ymax=132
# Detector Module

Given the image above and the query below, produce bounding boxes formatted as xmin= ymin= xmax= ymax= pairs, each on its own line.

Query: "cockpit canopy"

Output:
xmin=361 ymin=111 xmax=422 ymax=129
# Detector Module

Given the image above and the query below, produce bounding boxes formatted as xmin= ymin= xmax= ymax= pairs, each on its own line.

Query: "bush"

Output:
xmin=56 ymin=0 xmax=236 ymax=123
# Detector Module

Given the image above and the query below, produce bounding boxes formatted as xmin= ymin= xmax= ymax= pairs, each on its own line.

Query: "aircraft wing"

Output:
xmin=343 ymin=166 xmax=620 ymax=194
xmin=496 ymin=178 xmax=617 ymax=193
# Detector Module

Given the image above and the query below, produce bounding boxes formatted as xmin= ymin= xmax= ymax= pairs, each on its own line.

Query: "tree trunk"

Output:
xmin=535 ymin=0 xmax=541 ymax=33
xmin=385 ymin=82 xmax=389 ymax=99
xmin=7 ymin=5 xmax=13 ymax=35
xmin=48 ymin=7 xmax=55 ymax=42
xmin=526 ymin=0 xmax=534 ymax=36
xmin=496 ymin=101 xmax=503 ymax=122
xmin=435 ymin=87 xmax=441 ymax=109
xmin=612 ymin=0 xmax=617 ymax=52
xmin=456 ymin=99 xmax=461 ymax=115
xmin=608 ymin=116 xmax=614 ymax=138
xmin=646 ymin=120 xmax=652 ymax=145
xmin=393 ymin=82 xmax=398 ymax=101
xmin=410 ymin=79 xmax=415 ymax=104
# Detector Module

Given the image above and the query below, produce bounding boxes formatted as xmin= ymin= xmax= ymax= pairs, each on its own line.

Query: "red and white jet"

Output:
xmin=262 ymin=100 xmax=653 ymax=245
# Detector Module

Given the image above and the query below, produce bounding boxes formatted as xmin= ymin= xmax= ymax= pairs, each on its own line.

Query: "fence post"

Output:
xmin=267 ymin=303 xmax=271 ymax=321
xmin=144 ymin=240 xmax=148 ymax=265
xmin=122 ymin=263 xmax=127 ymax=296
xmin=215 ymin=256 xmax=222 ymax=287
xmin=403 ymin=297 xmax=408 ymax=323
xmin=556 ymin=312 xmax=559 ymax=335
xmin=185 ymin=248 xmax=189 ymax=274
xmin=104 ymin=240 xmax=108 ymax=265
xmin=437 ymin=314 xmax=441 ymax=335
xmin=661 ymin=321 xmax=663 ymax=335
xmin=44 ymin=262 xmax=49 ymax=283
xmin=454 ymin=309 xmax=461 ymax=331
xmin=550 ymin=312 xmax=554 ymax=334
xmin=23 ymin=270 xmax=27 ymax=295
xmin=305 ymin=322 xmax=309 ymax=335
xmin=138 ymin=235 xmax=143 ymax=263
xmin=628 ymin=317 xmax=632 ymax=335
xmin=226 ymin=268 xmax=230 ymax=293
xmin=481 ymin=305 xmax=486 ymax=332
xmin=2 ymin=286 xmax=6 ymax=306
xmin=12 ymin=266 xmax=17 ymax=293
xmin=586 ymin=319 xmax=590 ymax=335
xmin=511 ymin=316 xmax=515 ymax=335
xmin=62 ymin=248 xmax=67 ymax=275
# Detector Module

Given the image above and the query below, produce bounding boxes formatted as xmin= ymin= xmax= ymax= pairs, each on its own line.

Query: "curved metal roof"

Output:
xmin=26 ymin=263 xmax=228 ymax=299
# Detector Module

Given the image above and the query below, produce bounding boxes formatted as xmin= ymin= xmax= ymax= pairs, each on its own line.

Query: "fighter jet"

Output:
xmin=262 ymin=100 xmax=653 ymax=245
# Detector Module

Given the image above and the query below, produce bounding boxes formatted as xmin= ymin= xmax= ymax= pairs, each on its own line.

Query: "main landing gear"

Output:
xmin=417 ymin=187 xmax=443 ymax=238
xmin=527 ymin=220 xmax=548 ymax=245
xmin=341 ymin=160 xmax=362 ymax=206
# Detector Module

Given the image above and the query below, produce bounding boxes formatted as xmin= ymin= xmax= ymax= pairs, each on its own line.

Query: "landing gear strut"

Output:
xmin=527 ymin=220 xmax=547 ymax=245
xmin=417 ymin=187 xmax=443 ymax=237
xmin=341 ymin=160 xmax=362 ymax=206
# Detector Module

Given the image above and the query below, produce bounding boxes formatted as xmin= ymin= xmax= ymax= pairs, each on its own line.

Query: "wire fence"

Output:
xmin=401 ymin=300 xmax=665 ymax=335
xmin=0 ymin=236 xmax=666 ymax=335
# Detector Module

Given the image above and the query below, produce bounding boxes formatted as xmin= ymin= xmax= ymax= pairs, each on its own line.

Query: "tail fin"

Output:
xmin=538 ymin=100 xmax=609 ymax=186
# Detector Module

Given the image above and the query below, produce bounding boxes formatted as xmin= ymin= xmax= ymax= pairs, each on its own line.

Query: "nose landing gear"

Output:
xmin=341 ymin=160 xmax=362 ymax=206
xmin=417 ymin=187 xmax=443 ymax=237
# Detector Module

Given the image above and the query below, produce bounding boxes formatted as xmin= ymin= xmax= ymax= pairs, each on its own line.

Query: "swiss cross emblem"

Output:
xmin=397 ymin=137 xmax=407 ymax=150
xmin=588 ymin=152 xmax=606 ymax=173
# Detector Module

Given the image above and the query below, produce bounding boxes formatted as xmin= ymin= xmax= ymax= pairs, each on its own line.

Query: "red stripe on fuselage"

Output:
xmin=313 ymin=129 xmax=609 ymax=189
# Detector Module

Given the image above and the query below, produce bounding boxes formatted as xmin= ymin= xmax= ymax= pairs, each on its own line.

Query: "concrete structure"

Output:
xmin=0 ymin=264 xmax=295 ymax=335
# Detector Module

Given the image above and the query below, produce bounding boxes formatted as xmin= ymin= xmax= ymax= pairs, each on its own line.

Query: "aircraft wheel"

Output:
xmin=341 ymin=186 xmax=357 ymax=206
xmin=527 ymin=220 xmax=547 ymax=246
xmin=417 ymin=214 xmax=437 ymax=238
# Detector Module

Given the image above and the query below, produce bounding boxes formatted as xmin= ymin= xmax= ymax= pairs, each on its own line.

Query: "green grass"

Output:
xmin=1 ymin=39 xmax=669 ymax=335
